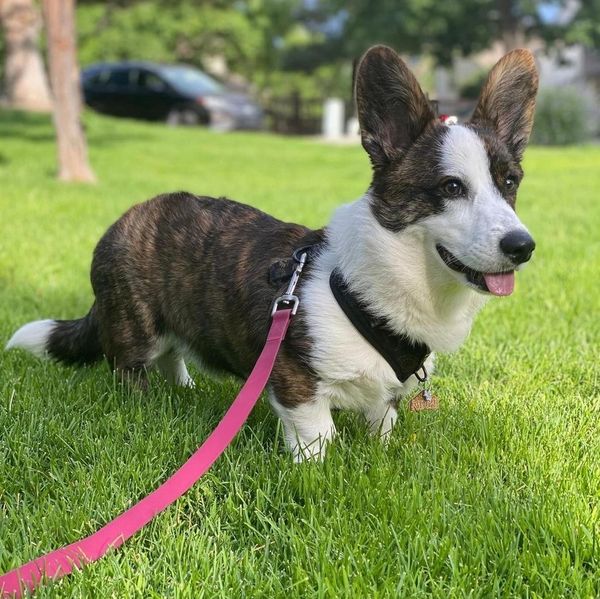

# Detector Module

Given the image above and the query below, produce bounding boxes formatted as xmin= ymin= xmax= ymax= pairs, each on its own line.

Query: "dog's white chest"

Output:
xmin=302 ymin=270 xmax=433 ymax=412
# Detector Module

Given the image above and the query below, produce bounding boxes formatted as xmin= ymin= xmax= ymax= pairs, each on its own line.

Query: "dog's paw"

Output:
xmin=364 ymin=403 xmax=398 ymax=444
xmin=180 ymin=375 xmax=195 ymax=389
xmin=292 ymin=435 xmax=331 ymax=463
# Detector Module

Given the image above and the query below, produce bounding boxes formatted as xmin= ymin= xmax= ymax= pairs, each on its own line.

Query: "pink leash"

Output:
xmin=1 ymin=252 xmax=307 ymax=598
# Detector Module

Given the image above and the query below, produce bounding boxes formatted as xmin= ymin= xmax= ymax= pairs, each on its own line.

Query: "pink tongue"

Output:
xmin=483 ymin=272 xmax=515 ymax=296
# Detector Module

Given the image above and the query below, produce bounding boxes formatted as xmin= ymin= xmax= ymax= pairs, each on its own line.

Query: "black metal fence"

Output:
xmin=264 ymin=91 xmax=355 ymax=135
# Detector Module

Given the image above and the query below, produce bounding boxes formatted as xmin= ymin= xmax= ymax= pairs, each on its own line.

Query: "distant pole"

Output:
xmin=42 ymin=0 xmax=95 ymax=183
xmin=322 ymin=98 xmax=344 ymax=140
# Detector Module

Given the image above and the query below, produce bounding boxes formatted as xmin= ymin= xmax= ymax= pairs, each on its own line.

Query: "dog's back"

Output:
xmin=8 ymin=192 xmax=321 ymax=384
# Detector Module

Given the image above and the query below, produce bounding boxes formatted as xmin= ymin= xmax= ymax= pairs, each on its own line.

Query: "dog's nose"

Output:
xmin=500 ymin=230 xmax=536 ymax=264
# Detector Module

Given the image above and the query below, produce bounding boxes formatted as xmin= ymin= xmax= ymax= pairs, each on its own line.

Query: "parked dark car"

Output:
xmin=81 ymin=62 xmax=263 ymax=131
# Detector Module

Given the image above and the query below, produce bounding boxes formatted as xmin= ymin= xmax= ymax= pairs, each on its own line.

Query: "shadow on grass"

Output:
xmin=0 ymin=109 xmax=54 ymax=142
xmin=0 ymin=109 xmax=157 ymax=147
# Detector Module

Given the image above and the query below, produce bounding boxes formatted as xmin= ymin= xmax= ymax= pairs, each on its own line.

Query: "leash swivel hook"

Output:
xmin=271 ymin=250 xmax=308 ymax=316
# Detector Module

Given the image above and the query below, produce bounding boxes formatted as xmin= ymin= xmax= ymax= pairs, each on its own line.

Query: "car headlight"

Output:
xmin=201 ymin=95 xmax=229 ymax=111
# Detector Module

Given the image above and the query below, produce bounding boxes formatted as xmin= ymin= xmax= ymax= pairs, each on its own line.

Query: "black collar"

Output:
xmin=329 ymin=268 xmax=430 ymax=383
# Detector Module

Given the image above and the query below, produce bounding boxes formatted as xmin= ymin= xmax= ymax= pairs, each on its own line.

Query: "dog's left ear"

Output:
xmin=471 ymin=49 xmax=539 ymax=161
xmin=355 ymin=45 xmax=436 ymax=168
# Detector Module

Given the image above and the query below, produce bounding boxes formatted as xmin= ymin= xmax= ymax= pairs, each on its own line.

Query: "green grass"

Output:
xmin=0 ymin=110 xmax=598 ymax=598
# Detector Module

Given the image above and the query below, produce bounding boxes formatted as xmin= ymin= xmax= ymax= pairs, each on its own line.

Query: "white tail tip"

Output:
xmin=5 ymin=320 xmax=55 ymax=358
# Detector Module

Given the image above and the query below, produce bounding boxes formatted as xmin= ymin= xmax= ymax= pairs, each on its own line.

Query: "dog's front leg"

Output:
xmin=363 ymin=399 xmax=398 ymax=444
xmin=155 ymin=350 xmax=195 ymax=388
xmin=268 ymin=354 xmax=335 ymax=462
xmin=268 ymin=390 xmax=335 ymax=463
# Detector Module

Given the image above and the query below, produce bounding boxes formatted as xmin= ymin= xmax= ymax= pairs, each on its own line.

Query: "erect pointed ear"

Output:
xmin=355 ymin=45 xmax=436 ymax=168
xmin=471 ymin=49 xmax=539 ymax=161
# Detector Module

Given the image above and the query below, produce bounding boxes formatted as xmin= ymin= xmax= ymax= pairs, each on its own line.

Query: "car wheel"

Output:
xmin=166 ymin=108 xmax=200 ymax=126
xmin=209 ymin=112 xmax=236 ymax=132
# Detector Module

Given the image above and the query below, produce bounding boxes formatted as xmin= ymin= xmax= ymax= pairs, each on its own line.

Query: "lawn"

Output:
xmin=0 ymin=111 xmax=598 ymax=597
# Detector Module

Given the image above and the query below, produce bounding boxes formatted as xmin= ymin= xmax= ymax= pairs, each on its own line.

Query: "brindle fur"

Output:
xmin=471 ymin=49 xmax=539 ymax=161
xmin=49 ymin=193 xmax=323 ymax=402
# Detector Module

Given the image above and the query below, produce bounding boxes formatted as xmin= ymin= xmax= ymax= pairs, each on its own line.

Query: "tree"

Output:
xmin=318 ymin=0 xmax=592 ymax=66
xmin=42 ymin=0 xmax=95 ymax=182
xmin=77 ymin=2 xmax=268 ymax=82
xmin=0 ymin=0 xmax=52 ymax=111
xmin=564 ymin=0 xmax=600 ymax=48
xmin=75 ymin=0 xmax=307 ymax=91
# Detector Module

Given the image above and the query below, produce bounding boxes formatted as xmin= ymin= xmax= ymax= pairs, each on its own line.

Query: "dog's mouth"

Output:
xmin=436 ymin=245 xmax=515 ymax=296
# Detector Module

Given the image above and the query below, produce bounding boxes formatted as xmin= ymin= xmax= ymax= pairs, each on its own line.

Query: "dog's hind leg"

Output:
xmin=110 ymin=360 xmax=151 ymax=391
xmin=97 ymin=307 xmax=157 ymax=392
xmin=155 ymin=349 xmax=195 ymax=388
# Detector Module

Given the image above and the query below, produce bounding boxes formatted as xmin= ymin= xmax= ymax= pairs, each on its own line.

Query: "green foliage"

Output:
xmin=0 ymin=110 xmax=599 ymax=596
xmin=319 ymin=0 xmax=599 ymax=66
xmin=327 ymin=0 xmax=497 ymax=66
xmin=458 ymin=69 xmax=489 ymax=100
xmin=77 ymin=2 xmax=264 ymax=77
xmin=70 ymin=0 xmax=600 ymax=114
xmin=531 ymin=86 xmax=592 ymax=145
xmin=564 ymin=0 xmax=600 ymax=48
xmin=75 ymin=1 xmax=353 ymax=104
xmin=262 ymin=62 xmax=353 ymax=100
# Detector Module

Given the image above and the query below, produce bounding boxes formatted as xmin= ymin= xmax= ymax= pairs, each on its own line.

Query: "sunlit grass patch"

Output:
xmin=0 ymin=111 xmax=598 ymax=597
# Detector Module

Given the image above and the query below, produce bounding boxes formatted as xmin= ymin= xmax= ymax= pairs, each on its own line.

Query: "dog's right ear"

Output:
xmin=355 ymin=45 xmax=436 ymax=168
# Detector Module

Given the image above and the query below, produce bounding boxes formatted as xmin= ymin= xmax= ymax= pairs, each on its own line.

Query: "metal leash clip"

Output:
xmin=271 ymin=250 xmax=308 ymax=316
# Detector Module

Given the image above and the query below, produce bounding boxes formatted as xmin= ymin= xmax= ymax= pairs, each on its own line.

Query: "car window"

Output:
xmin=106 ymin=68 xmax=132 ymax=88
xmin=158 ymin=66 xmax=223 ymax=96
xmin=86 ymin=69 xmax=111 ymax=86
xmin=127 ymin=69 xmax=141 ymax=87
xmin=138 ymin=71 xmax=168 ymax=92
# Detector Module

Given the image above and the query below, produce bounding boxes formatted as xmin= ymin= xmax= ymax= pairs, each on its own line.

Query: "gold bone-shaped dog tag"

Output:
xmin=408 ymin=391 xmax=439 ymax=411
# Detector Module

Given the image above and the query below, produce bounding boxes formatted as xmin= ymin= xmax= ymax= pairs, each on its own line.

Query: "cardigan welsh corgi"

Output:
xmin=7 ymin=46 xmax=538 ymax=461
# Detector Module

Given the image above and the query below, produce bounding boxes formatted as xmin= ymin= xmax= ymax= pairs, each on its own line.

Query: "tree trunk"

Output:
xmin=497 ymin=0 xmax=524 ymax=52
xmin=42 ymin=0 xmax=95 ymax=183
xmin=0 ymin=0 xmax=52 ymax=111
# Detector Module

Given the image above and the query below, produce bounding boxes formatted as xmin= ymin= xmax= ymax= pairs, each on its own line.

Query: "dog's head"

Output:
xmin=355 ymin=46 xmax=539 ymax=296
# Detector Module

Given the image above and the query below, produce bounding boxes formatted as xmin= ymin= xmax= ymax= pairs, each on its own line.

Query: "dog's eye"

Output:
xmin=505 ymin=175 xmax=517 ymax=189
xmin=442 ymin=178 xmax=464 ymax=197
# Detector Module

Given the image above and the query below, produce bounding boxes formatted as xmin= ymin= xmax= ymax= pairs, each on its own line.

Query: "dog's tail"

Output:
xmin=6 ymin=304 xmax=103 ymax=365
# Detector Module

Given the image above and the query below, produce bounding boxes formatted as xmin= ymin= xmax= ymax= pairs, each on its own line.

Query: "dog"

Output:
xmin=7 ymin=46 xmax=538 ymax=461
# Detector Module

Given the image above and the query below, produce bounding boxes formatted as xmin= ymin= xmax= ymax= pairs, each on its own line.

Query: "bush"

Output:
xmin=458 ymin=70 xmax=488 ymax=100
xmin=531 ymin=87 xmax=593 ymax=145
